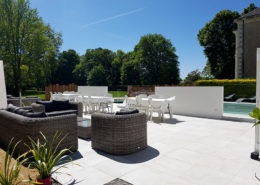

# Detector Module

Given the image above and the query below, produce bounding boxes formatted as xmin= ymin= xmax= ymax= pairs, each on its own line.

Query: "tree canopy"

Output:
xmin=183 ymin=69 xmax=202 ymax=85
xmin=197 ymin=10 xmax=239 ymax=79
xmin=125 ymin=34 xmax=180 ymax=85
xmin=0 ymin=0 xmax=62 ymax=95
xmin=197 ymin=3 xmax=257 ymax=79
xmin=73 ymin=48 xmax=115 ymax=86
xmin=55 ymin=49 xmax=80 ymax=85
xmin=241 ymin=3 xmax=257 ymax=16
xmin=87 ymin=65 xmax=107 ymax=86
xmin=72 ymin=34 xmax=181 ymax=86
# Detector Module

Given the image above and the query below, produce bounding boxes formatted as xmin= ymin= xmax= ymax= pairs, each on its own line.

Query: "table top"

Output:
xmin=77 ymin=117 xmax=91 ymax=127
xmin=128 ymin=97 xmax=168 ymax=102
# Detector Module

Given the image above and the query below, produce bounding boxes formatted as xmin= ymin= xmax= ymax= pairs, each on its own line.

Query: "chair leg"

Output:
xmin=170 ymin=112 xmax=173 ymax=119
xmin=161 ymin=112 xmax=164 ymax=121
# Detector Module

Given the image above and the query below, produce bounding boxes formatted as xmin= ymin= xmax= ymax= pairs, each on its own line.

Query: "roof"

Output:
xmin=237 ymin=7 xmax=260 ymax=20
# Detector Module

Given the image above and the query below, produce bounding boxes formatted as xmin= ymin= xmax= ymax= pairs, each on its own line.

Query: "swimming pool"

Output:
xmin=224 ymin=102 xmax=255 ymax=115
xmin=114 ymin=99 xmax=256 ymax=115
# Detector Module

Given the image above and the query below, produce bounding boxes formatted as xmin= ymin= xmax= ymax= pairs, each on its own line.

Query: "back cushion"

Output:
xmin=14 ymin=108 xmax=30 ymax=116
xmin=23 ymin=111 xmax=47 ymax=118
xmin=36 ymin=101 xmax=55 ymax=112
xmin=115 ymin=109 xmax=139 ymax=115
xmin=7 ymin=104 xmax=20 ymax=113
xmin=53 ymin=100 xmax=70 ymax=111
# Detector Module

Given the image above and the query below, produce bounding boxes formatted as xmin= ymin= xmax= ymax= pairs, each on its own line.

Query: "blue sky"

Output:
xmin=30 ymin=0 xmax=260 ymax=79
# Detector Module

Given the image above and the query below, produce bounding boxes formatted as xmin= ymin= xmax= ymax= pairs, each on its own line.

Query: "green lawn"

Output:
xmin=22 ymin=90 xmax=45 ymax=100
xmin=108 ymin=91 xmax=127 ymax=98
xmin=22 ymin=90 xmax=127 ymax=99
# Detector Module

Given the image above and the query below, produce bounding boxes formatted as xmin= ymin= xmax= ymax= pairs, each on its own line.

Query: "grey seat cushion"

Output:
xmin=46 ymin=109 xmax=77 ymax=117
xmin=23 ymin=111 xmax=47 ymax=118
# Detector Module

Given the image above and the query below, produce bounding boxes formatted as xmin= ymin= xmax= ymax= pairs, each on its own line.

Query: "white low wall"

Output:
xmin=0 ymin=60 xmax=7 ymax=109
xmin=155 ymin=86 xmax=224 ymax=119
xmin=78 ymin=86 xmax=108 ymax=96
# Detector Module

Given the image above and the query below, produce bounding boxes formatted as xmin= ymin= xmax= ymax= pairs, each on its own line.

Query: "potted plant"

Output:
xmin=26 ymin=131 xmax=72 ymax=185
xmin=249 ymin=107 xmax=260 ymax=181
xmin=0 ymin=138 xmax=30 ymax=185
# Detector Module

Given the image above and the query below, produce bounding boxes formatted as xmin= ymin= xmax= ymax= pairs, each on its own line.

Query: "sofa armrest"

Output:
xmin=0 ymin=110 xmax=78 ymax=154
xmin=32 ymin=103 xmax=45 ymax=113
xmin=69 ymin=102 xmax=83 ymax=117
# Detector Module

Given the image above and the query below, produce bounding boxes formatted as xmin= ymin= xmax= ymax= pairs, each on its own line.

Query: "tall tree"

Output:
xmin=198 ymin=10 xmax=239 ymax=79
xmin=73 ymin=48 xmax=115 ymax=86
xmin=129 ymin=34 xmax=180 ymax=85
xmin=183 ymin=69 xmax=202 ymax=85
xmin=55 ymin=49 xmax=80 ymax=84
xmin=121 ymin=52 xmax=141 ymax=85
xmin=0 ymin=0 xmax=61 ymax=94
xmin=87 ymin=65 xmax=107 ymax=86
xmin=73 ymin=55 xmax=86 ymax=85
xmin=111 ymin=50 xmax=125 ymax=86
xmin=241 ymin=3 xmax=257 ymax=16
xmin=201 ymin=61 xmax=214 ymax=79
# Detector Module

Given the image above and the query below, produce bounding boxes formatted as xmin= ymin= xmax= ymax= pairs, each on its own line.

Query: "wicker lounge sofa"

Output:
xmin=0 ymin=108 xmax=78 ymax=155
xmin=91 ymin=112 xmax=147 ymax=155
xmin=31 ymin=100 xmax=83 ymax=117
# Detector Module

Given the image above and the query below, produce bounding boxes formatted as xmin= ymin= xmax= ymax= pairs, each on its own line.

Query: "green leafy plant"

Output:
xmin=249 ymin=107 xmax=260 ymax=127
xmin=26 ymin=131 xmax=72 ymax=180
xmin=0 ymin=138 xmax=29 ymax=185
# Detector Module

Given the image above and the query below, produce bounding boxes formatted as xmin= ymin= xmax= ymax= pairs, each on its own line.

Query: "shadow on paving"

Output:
xmin=59 ymin=151 xmax=84 ymax=165
xmin=94 ymin=145 xmax=160 ymax=164
xmin=151 ymin=117 xmax=185 ymax=124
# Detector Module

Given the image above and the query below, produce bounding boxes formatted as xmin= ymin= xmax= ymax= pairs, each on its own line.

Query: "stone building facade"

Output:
xmin=234 ymin=8 xmax=260 ymax=79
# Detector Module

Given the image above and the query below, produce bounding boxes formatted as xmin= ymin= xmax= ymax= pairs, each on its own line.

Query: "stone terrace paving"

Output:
xmin=53 ymin=106 xmax=260 ymax=185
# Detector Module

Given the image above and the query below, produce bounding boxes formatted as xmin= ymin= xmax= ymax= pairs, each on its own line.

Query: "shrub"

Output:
xmin=0 ymin=139 xmax=29 ymax=185
xmin=194 ymin=79 xmax=256 ymax=98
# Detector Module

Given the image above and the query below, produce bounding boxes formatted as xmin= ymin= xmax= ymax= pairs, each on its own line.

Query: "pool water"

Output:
xmin=114 ymin=99 xmax=255 ymax=115
xmin=224 ymin=102 xmax=255 ymax=115
xmin=114 ymin=99 xmax=124 ymax=103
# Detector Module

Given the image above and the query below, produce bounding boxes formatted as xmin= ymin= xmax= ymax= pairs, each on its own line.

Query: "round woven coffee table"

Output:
xmin=77 ymin=117 xmax=91 ymax=139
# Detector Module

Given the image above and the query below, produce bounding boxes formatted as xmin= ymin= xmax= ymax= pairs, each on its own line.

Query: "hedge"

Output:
xmin=194 ymin=79 xmax=256 ymax=99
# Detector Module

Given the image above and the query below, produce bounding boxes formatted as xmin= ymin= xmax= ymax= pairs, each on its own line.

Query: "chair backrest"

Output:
xmin=83 ymin=96 xmax=90 ymax=104
xmin=125 ymin=95 xmax=136 ymax=108
xmin=150 ymin=99 xmax=162 ymax=109
xmin=75 ymin=95 xmax=83 ymax=102
xmin=63 ymin=91 xmax=70 ymax=94
xmin=56 ymin=93 xmax=65 ymax=100
xmin=136 ymin=96 xmax=142 ymax=106
xmin=137 ymin=94 xmax=147 ymax=98
xmin=148 ymin=94 xmax=157 ymax=98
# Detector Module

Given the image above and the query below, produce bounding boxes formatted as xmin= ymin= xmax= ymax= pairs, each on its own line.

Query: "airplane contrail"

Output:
xmin=83 ymin=8 xmax=144 ymax=27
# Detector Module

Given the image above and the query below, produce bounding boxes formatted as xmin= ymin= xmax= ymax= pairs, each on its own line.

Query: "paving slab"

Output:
xmin=54 ymin=113 xmax=260 ymax=185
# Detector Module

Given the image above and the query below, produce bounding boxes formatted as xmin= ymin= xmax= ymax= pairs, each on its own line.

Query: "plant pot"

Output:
xmin=37 ymin=176 xmax=51 ymax=185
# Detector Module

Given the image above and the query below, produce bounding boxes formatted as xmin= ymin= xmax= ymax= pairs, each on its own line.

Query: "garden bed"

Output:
xmin=0 ymin=148 xmax=61 ymax=185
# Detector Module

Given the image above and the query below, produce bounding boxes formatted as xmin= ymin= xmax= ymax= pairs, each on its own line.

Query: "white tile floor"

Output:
xmin=54 ymin=112 xmax=260 ymax=185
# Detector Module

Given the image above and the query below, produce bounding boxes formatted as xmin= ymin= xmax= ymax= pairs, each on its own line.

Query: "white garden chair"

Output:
xmin=136 ymin=96 xmax=150 ymax=116
xmin=125 ymin=95 xmax=136 ymax=109
xmin=167 ymin=96 xmax=176 ymax=119
xmin=55 ymin=92 xmax=66 ymax=100
xmin=149 ymin=98 xmax=168 ymax=121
